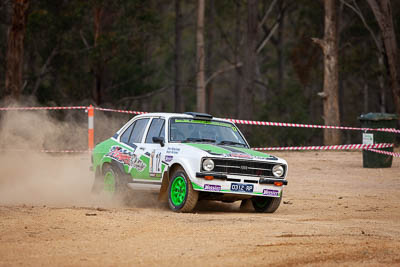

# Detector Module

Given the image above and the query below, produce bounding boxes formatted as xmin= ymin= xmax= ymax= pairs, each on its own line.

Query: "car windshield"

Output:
xmin=169 ymin=118 xmax=248 ymax=147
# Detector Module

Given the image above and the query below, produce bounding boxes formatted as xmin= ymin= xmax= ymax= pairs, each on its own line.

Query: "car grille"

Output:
xmin=206 ymin=158 xmax=285 ymax=178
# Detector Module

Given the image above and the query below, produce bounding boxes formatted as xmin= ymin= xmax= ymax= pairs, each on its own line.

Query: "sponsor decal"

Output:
xmin=106 ymin=146 xmax=146 ymax=172
xmin=129 ymin=154 xmax=146 ymax=172
xmin=166 ymin=147 xmax=180 ymax=155
xmin=263 ymin=189 xmax=279 ymax=197
xmin=227 ymin=152 xmax=252 ymax=159
xmin=106 ymin=146 xmax=133 ymax=165
xmin=164 ymin=155 xmax=173 ymax=162
xmin=174 ymin=119 xmax=238 ymax=131
xmin=149 ymin=149 xmax=162 ymax=175
xmin=175 ymin=119 xmax=231 ymax=128
xmin=204 ymin=184 xmax=221 ymax=192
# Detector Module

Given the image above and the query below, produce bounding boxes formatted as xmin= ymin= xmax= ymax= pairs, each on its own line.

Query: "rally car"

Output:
xmin=91 ymin=112 xmax=288 ymax=213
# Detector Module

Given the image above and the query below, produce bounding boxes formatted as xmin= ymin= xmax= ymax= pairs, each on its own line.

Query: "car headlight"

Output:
xmin=272 ymin=165 xmax=284 ymax=177
xmin=202 ymin=159 xmax=214 ymax=171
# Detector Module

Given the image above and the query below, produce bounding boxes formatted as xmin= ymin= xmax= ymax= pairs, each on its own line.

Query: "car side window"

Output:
xmin=120 ymin=122 xmax=135 ymax=144
xmin=129 ymin=118 xmax=150 ymax=144
xmin=145 ymin=118 xmax=165 ymax=143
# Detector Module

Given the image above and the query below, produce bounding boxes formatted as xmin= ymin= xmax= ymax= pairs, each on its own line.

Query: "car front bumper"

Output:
xmin=194 ymin=172 xmax=287 ymax=197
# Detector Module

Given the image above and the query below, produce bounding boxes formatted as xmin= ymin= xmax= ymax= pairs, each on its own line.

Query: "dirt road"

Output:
xmin=0 ymin=151 xmax=399 ymax=266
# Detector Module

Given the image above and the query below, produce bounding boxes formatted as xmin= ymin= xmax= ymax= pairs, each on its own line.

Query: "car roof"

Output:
xmin=134 ymin=112 xmax=232 ymax=123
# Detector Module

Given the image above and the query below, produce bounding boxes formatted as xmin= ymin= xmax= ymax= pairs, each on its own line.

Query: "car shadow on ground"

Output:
xmin=125 ymin=194 xmax=255 ymax=213
xmin=193 ymin=200 xmax=252 ymax=213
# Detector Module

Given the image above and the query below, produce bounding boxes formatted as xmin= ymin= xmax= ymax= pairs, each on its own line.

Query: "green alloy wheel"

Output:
xmin=103 ymin=170 xmax=116 ymax=194
xmin=102 ymin=164 xmax=131 ymax=204
xmin=251 ymin=194 xmax=282 ymax=213
xmin=168 ymin=167 xmax=198 ymax=212
xmin=170 ymin=176 xmax=186 ymax=206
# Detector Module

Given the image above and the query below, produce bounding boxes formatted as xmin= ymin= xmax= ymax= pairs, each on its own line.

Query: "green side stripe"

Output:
xmin=191 ymin=182 xmax=203 ymax=190
xmin=194 ymin=186 xmax=273 ymax=196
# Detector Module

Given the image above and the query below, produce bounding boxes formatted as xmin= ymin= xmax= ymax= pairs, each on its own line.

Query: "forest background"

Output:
xmin=1 ymin=0 xmax=399 ymax=147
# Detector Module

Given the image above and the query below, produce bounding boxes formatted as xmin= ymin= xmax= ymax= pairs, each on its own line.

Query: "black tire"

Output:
xmin=168 ymin=167 xmax=198 ymax=212
xmin=102 ymin=164 xmax=131 ymax=204
xmin=239 ymin=199 xmax=251 ymax=212
xmin=251 ymin=194 xmax=282 ymax=213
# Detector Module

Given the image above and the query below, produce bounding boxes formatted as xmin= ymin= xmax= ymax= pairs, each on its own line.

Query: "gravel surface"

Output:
xmin=0 ymin=151 xmax=399 ymax=266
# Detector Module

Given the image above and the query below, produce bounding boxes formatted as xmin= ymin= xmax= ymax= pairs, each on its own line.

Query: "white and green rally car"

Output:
xmin=91 ymin=112 xmax=288 ymax=213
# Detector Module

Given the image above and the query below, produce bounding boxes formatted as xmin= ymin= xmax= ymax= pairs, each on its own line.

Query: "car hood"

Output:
xmin=181 ymin=143 xmax=280 ymax=162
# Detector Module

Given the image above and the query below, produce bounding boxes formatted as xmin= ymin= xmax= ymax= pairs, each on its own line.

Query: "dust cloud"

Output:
xmin=0 ymin=99 xmax=136 ymax=207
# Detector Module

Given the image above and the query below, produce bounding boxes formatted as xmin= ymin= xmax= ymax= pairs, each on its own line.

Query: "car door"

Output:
xmin=119 ymin=118 xmax=150 ymax=180
xmin=141 ymin=118 xmax=167 ymax=181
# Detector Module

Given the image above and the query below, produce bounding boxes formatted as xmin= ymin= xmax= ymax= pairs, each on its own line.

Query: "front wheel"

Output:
xmin=168 ymin=167 xmax=198 ymax=212
xmin=102 ymin=164 xmax=131 ymax=204
xmin=251 ymin=194 xmax=282 ymax=213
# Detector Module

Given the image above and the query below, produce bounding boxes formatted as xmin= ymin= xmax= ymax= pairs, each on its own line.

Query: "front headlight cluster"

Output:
xmin=272 ymin=165 xmax=284 ymax=178
xmin=202 ymin=158 xmax=214 ymax=171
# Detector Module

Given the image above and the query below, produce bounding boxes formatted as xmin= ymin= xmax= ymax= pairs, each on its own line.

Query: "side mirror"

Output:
xmin=152 ymin=136 xmax=165 ymax=147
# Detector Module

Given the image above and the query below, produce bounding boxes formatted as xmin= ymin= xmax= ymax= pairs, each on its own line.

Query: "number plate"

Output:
xmin=230 ymin=183 xmax=254 ymax=193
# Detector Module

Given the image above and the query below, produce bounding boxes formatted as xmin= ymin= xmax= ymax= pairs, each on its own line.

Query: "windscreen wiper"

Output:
xmin=183 ymin=138 xmax=216 ymax=143
xmin=217 ymin=140 xmax=247 ymax=147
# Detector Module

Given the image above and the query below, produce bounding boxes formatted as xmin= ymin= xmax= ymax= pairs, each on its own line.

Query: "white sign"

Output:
xmin=362 ymin=133 xmax=374 ymax=145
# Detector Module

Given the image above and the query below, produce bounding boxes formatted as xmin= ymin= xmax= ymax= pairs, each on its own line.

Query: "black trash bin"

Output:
xmin=359 ymin=113 xmax=398 ymax=168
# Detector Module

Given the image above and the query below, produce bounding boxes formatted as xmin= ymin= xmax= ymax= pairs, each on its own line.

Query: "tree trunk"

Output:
xmin=5 ymin=0 xmax=30 ymax=100
xmin=206 ymin=0 xmax=215 ymax=114
xmin=366 ymin=0 xmax=400 ymax=116
xmin=378 ymin=52 xmax=386 ymax=113
xmin=312 ymin=0 xmax=341 ymax=145
xmin=196 ymin=0 xmax=206 ymax=113
xmin=234 ymin=1 xmax=242 ymax=118
xmin=239 ymin=0 xmax=258 ymax=121
xmin=92 ymin=5 xmax=104 ymax=105
xmin=277 ymin=0 xmax=285 ymax=93
xmin=174 ymin=0 xmax=183 ymax=112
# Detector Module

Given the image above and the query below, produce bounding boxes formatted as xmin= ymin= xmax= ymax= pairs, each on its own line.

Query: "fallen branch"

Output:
xmin=205 ymin=62 xmax=243 ymax=86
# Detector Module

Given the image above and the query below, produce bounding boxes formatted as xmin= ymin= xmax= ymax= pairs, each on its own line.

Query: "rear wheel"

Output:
xmin=251 ymin=195 xmax=282 ymax=213
xmin=168 ymin=167 xmax=198 ymax=212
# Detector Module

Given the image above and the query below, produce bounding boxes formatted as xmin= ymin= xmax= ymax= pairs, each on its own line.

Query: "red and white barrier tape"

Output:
xmin=93 ymin=107 xmax=146 ymax=115
xmin=38 ymin=144 xmax=398 ymax=157
xmin=0 ymin=144 xmax=397 ymax=157
xmin=0 ymin=105 xmax=398 ymax=134
xmin=93 ymin=108 xmax=400 ymax=134
xmin=364 ymin=148 xmax=400 ymax=158
xmin=227 ymin=118 xmax=400 ymax=134
xmin=252 ymin=143 xmax=394 ymax=151
xmin=0 ymin=106 xmax=87 ymax=111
